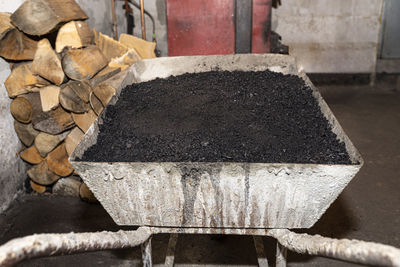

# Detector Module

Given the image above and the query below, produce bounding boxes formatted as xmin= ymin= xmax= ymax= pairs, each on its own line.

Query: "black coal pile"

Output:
xmin=79 ymin=70 xmax=352 ymax=164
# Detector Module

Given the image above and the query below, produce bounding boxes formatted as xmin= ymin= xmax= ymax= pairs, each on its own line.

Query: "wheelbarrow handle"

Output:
xmin=269 ymin=229 xmax=400 ymax=267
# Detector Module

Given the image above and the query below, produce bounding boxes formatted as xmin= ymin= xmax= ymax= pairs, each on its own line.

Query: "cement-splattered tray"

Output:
xmin=70 ymin=54 xmax=363 ymax=229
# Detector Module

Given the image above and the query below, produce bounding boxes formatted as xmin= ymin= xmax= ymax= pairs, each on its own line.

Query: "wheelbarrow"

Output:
xmin=0 ymin=54 xmax=399 ymax=267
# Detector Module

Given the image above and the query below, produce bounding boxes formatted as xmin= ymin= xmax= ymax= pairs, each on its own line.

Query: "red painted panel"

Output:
xmin=167 ymin=0 xmax=235 ymax=56
xmin=252 ymin=0 xmax=272 ymax=53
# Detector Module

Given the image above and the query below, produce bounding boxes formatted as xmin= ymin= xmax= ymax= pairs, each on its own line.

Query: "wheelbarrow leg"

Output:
xmin=253 ymin=236 xmax=269 ymax=267
xmin=165 ymin=234 xmax=178 ymax=267
xmin=141 ymin=236 xmax=153 ymax=267
xmin=275 ymin=240 xmax=287 ymax=267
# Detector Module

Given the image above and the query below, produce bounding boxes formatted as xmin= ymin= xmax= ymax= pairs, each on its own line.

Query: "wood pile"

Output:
xmin=1 ymin=0 xmax=156 ymax=201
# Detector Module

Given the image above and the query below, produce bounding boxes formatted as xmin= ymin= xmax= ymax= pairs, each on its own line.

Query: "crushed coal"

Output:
xmin=79 ymin=70 xmax=353 ymax=164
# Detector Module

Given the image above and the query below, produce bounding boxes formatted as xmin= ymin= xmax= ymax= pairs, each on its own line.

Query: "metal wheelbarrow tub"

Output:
xmin=70 ymin=54 xmax=363 ymax=229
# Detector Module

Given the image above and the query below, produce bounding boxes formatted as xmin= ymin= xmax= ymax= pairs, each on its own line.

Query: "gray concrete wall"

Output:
xmin=75 ymin=0 xmax=113 ymax=37
xmin=379 ymin=0 xmax=400 ymax=59
xmin=272 ymin=0 xmax=384 ymax=73
xmin=0 ymin=0 xmax=26 ymax=213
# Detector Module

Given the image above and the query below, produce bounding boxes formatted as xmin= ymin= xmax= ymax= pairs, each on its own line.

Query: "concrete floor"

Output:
xmin=0 ymin=85 xmax=399 ymax=266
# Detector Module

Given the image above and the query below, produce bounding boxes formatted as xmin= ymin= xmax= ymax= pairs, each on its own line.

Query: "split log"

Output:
xmin=14 ymin=121 xmax=39 ymax=147
xmin=67 ymin=80 xmax=92 ymax=103
xmin=59 ymin=82 xmax=91 ymax=113
xmin=11 ymin=93 xmax=41 ymax=129
xmin=79 ymin=183 xmax=97 ymax=203
xmin=13 ymin=92 xmax=42 ymax=124
xmin=29 ymin=180 xmax=47 ymax=194
xmin=10 ymin=97 xmax=33 ymax=123
xmin=27 ymin=160 xmax=60 ymax=185
xmin=93 ymin=84 xmax=116 ymax=106
xmin=107 ymin=63 xmax=128 ymax=72
xmin=95 ymin=32 xmax=129 ymax=61
xmin=52 ymin=176 xmax=81 ymax=197
xmin=40 ymin=85 xmax=60 ymax=112
xmin=95 ymin=32 xmax=128 ymax=61
xmin=72 ymin=109 xmax=97 ymax=133
xmin=20 ymin=146 xmax=44 ymax=164
xmin=89 ymin=70 xmax=129 ymax=115
xmin=0 ymin=29 xmax=38 ymax=60
xmin=32 ymin=106 xmax=75 ymax=135
xmin=92 ymin=28 xmax=98 ymax=45
xmin=0 ymin=13 xmax=13 ymax=39
xmin=55 ymin=21 xmax=93 ymax=53
xmin=108 ymin=49 xmax=140 ymax=70
xmin=89 ymin=93 xmax=104 ymax=116
xmin=65 ymin=127 xmax=84 ymax=156
xmin=0 ymin=13 xmax=38 ymax=60
xmin=34 ymin=131 xmax=69 ymax=157
xmin=11 ymin=0 xmax=88 ymax=36
xmin=90 ymin=66 xmax=121 ymax=88
xmin=47 ymin=143 xmax=74 ymax=177
xmin=62 ymin=46 xmax=108 ymax=80
xmin=4 ymin=63 xmax=50 ymax=98
xmin=101 ymin=68 xmax=129 ymax=90
xmin=31 ymin=39 xmax=64 ymax=85
xmin=119 ymin=33 xmax=156 ymax=59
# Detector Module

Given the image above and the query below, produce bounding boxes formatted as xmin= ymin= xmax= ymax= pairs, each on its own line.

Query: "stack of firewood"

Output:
xmin=1 ymin=0 xmax=156 ymax=201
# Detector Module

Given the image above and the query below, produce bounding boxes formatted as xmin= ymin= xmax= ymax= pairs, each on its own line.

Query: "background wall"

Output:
xmin=76 ymin=0 xmax=168 ymax=56
xmin=5 ymin=0 xmax=384 ymax=71
xmin=272 ymin=0 xmax=384 ymax=73
xmin=0 ymin=0 xmax=26 ymax=213
xmin=379 ymin=0 xmax=400 ymax=59
xmin=96 ymin=0 xmax=384 ymax=72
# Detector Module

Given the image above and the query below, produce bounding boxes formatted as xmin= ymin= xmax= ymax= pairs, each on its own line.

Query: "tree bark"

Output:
xmin=31 ymin=39 xmax=65 ymax=85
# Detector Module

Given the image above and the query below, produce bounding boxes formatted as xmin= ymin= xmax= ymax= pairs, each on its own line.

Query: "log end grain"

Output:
xmin=27 ymin=160 xmax=60 ymax=185
xmin=10 ymin=97 xmax=33 ymax=123
xmin=47 ymin=143 xmax=74 ymax=177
